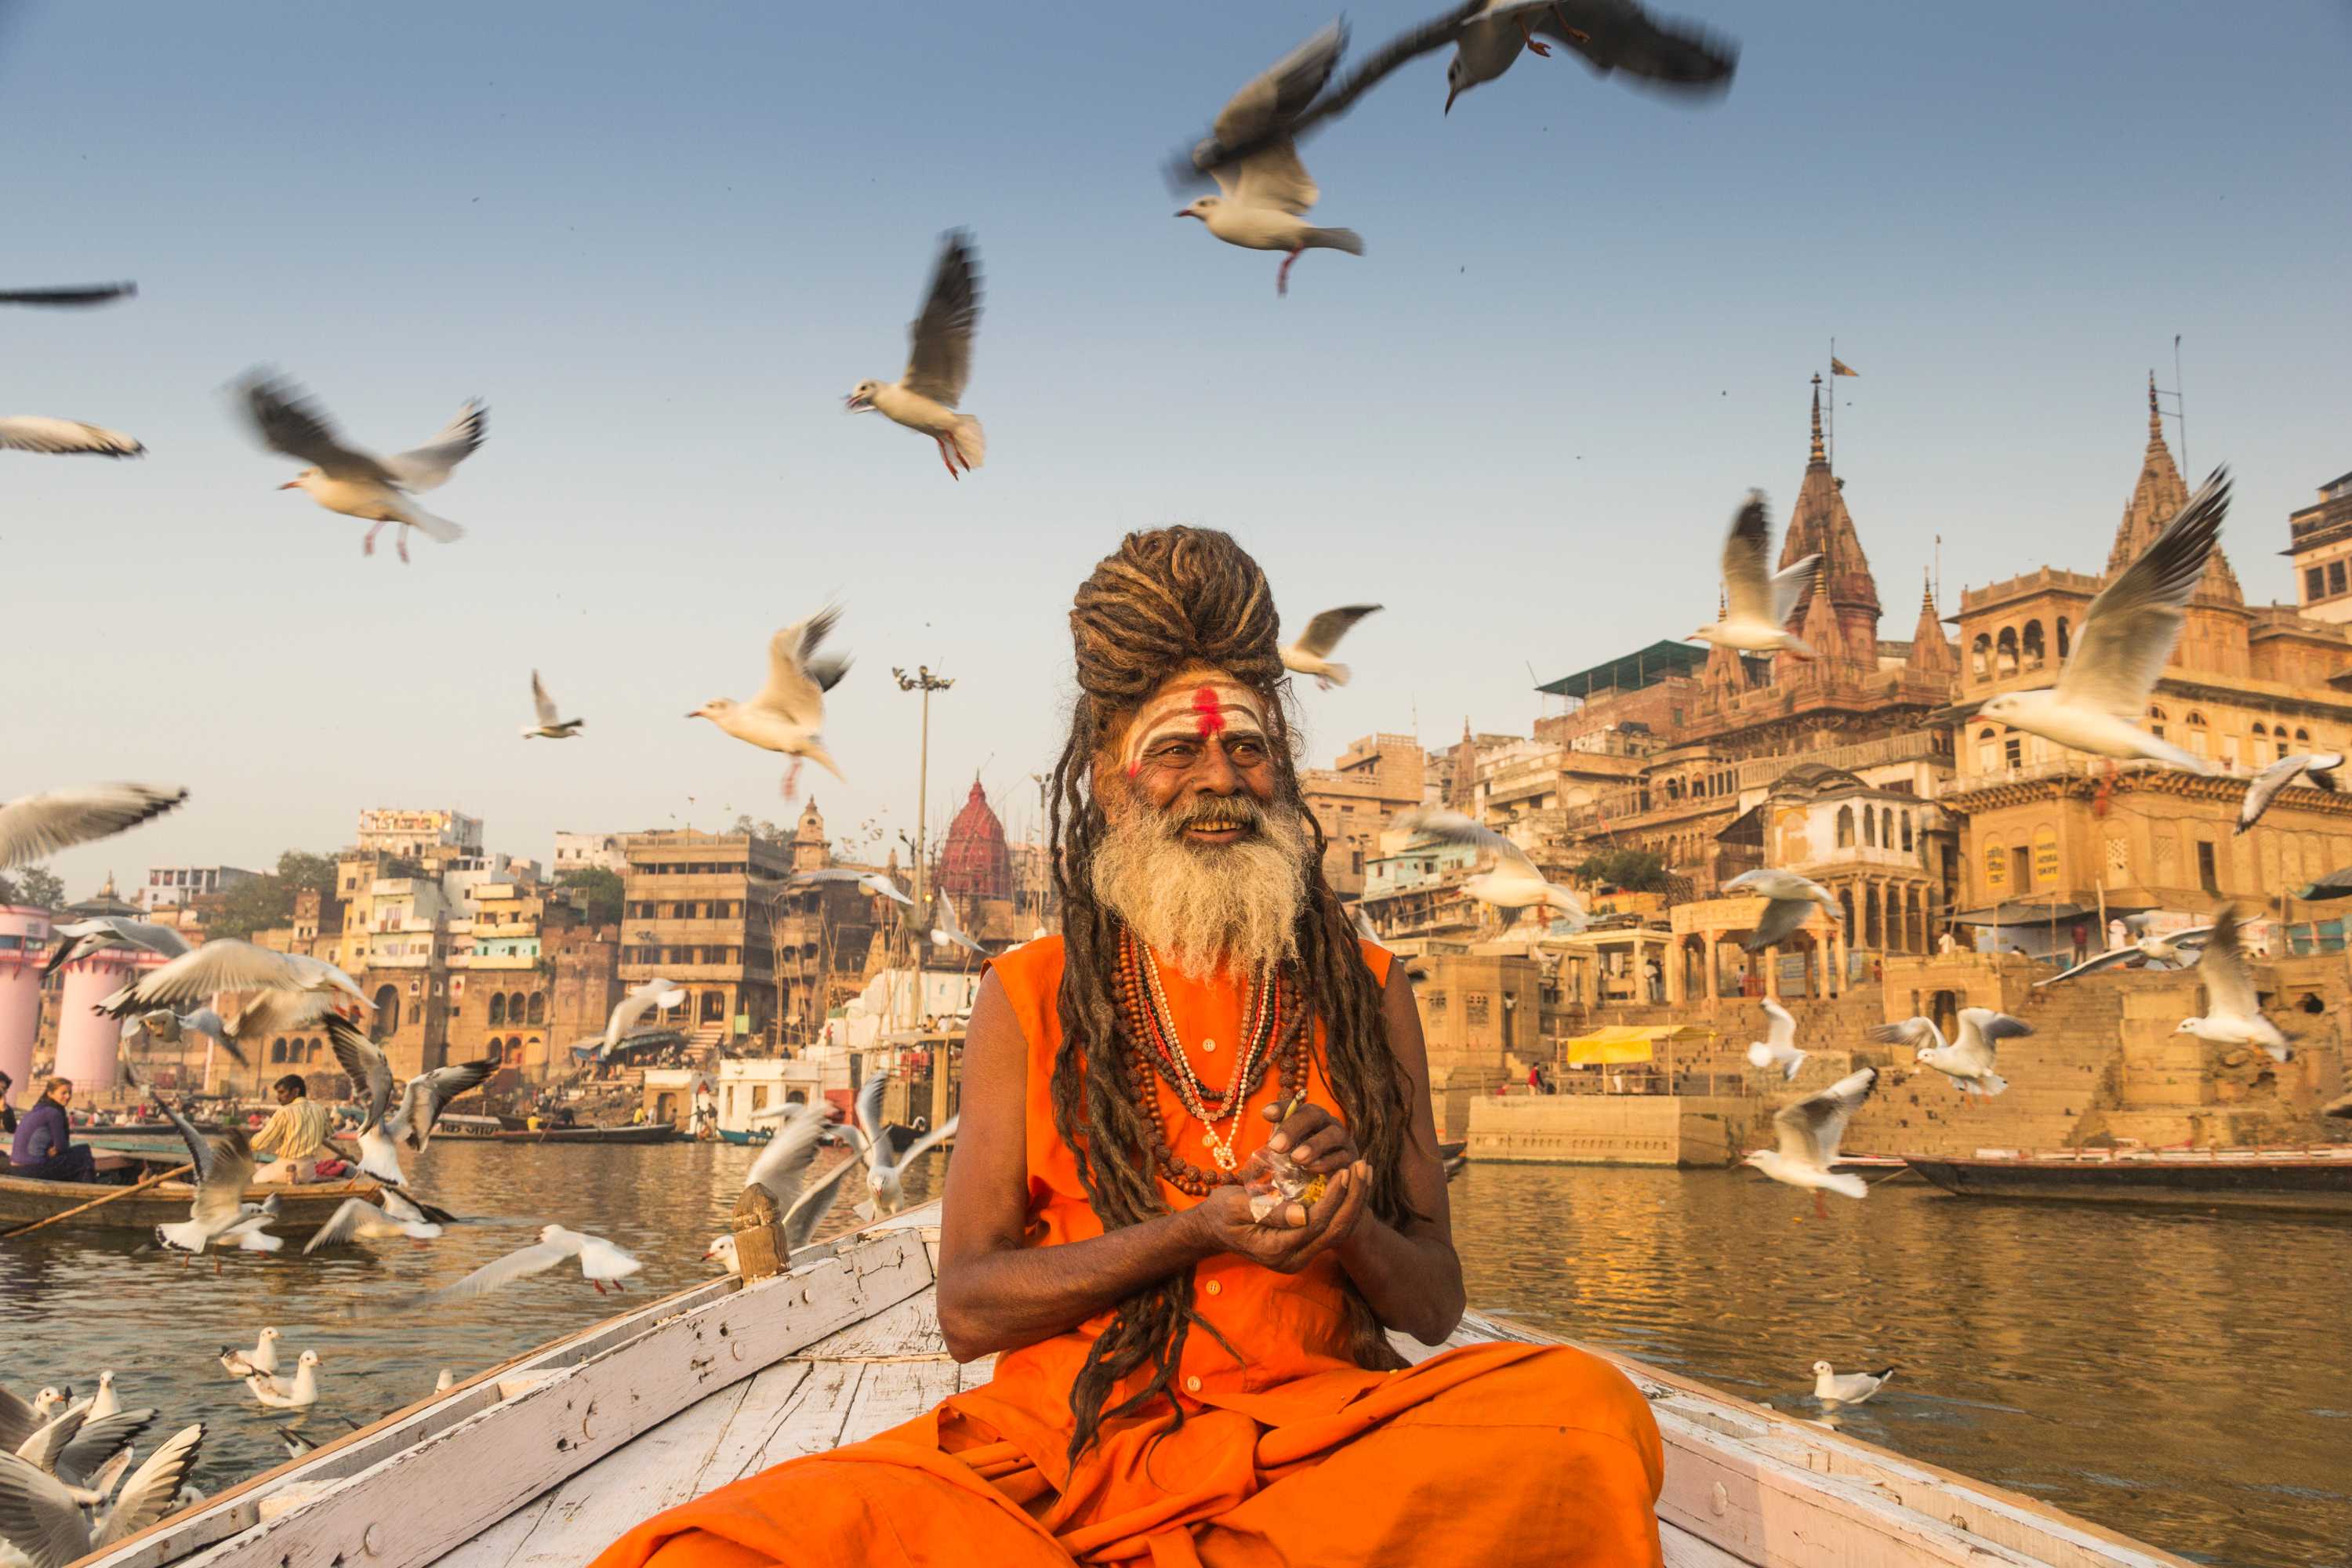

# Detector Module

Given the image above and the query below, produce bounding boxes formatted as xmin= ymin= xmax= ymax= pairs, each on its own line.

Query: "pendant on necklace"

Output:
xmin=1210 ymin=1145 xmax=1237 ymax=1171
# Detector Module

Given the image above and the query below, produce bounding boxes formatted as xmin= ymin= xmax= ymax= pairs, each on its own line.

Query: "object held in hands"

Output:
xmin=1242 ymin=1096 xmax=1329 ymax=1223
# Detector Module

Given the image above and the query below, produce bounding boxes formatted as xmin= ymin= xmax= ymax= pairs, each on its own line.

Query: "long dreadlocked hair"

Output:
xmin=1048 ymin=525 xmax=1414 ymax=1464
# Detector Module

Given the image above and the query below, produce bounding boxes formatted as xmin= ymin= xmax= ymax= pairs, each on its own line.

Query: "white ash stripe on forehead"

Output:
xmin=1122 ymin=680 xmax=1268 ymax=768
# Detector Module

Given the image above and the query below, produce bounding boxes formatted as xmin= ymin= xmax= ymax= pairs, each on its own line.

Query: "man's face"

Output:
xmin=275 ymin=1084 xmax=298 ymax=1105
xmin=1114 ymin=677 xmax=1278 ymax=841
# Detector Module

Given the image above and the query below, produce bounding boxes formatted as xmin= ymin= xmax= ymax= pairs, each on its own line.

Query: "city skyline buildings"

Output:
xmin=11 ymin=1 xmax=2346 ymax=893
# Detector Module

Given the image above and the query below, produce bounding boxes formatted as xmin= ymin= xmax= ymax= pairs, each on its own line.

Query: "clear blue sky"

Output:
xmin=9 ymin=0 xmax=2347 ymax=893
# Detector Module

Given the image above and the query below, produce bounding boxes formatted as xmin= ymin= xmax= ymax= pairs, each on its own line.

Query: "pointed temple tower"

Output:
xmin=1904 ymin=573 xmax=1957 ymax=685
xmin=2106 ymin=371 xmax=2240 ymax=602
xmin=1777 ymin=376 xmax=1882 ymax=672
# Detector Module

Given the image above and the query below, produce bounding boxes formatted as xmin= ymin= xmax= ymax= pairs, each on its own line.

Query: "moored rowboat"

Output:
xmin=78 ymin=1201 xmax=2190 ymax=1568
xmin=0 ymin=1169 xmax=381 ymax=1236
xmin=1904 ymin=1145 xmax=2352 ymax=1213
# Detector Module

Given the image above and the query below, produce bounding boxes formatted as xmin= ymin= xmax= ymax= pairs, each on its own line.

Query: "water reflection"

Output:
xmin=1446 ymin=1163 xmax=2352 ymax=1568
xmin=9 ymin=1149 xmax=2344 ymax=1567
xmin=2 ymin=1140 xmax=941 ymax=1499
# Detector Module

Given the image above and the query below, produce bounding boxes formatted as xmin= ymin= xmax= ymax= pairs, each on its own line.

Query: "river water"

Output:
xmin=5 ymin=1145 xmax=2346 ymax=1567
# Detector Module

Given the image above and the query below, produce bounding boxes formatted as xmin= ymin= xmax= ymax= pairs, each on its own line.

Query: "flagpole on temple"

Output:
xmin=1826 ymin=339 xmax=1836 ymax=470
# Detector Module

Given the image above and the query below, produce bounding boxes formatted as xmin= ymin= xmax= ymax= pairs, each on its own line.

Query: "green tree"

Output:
xmin=557 ymin=866 xmax=625 ymax=927
xmin=208 ymin=849 xmax=339 ymax=940
xmin=0 ymin=866 xmax=65 ymax=909
xmin=1572 ymin=848 xmax=1669 ymax=895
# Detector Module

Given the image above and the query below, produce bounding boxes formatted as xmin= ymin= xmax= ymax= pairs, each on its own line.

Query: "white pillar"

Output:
xmin=56 ymin=951 xmax=140 ymax=1092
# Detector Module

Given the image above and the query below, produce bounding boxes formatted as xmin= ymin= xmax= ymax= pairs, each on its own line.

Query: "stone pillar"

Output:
xmin=1703 ymin=935 xmax=1719 ymax=1001
xmin=56 ymin=951 xmax=141 ymax=1093
xmin=1762 ymin=938 xmax=1782 ymax=1001
xmin=0 ymin=907 xmax=49 ymax=1105
xmin=1666 ymin=938 xmax=1686 ymax=1007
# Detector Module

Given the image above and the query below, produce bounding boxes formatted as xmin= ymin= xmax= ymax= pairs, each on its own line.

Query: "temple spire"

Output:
xmin=2147 ymin=369 xmax=2163 ymax=445
xmin=1808 ymin=374 xmax=1826 ymax=467
xmin=1904 ymin=574 xmax=1956 ymax=680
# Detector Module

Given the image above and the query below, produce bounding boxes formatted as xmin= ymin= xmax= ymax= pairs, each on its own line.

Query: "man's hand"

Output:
xmin=1261 ymin=1100 xmax=1360 ymax=1175
xmin=1184 ymin=1162 xmax=1370 ymax=1274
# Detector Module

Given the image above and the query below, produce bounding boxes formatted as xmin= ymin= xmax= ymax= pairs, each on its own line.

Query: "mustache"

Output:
xmin=1156 ymin=795 xmax=1268 ymax=834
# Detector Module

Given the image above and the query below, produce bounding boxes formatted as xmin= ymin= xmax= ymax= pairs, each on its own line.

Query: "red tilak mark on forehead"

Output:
xmin=1192 ymin=686 xmax=1226 ymax=739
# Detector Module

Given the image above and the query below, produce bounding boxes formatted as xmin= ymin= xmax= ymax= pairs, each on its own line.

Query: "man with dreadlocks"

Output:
xmin=594 ymin=528 xmax=1664 ymax=1567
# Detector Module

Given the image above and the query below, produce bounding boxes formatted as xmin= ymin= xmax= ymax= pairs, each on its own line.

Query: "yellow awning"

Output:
xmin=1561 ymin=1024 xmax=1711 ymax=1065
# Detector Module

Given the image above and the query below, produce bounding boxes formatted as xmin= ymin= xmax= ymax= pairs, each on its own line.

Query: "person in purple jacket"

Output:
xmin=9 ymin=1076 xmax=98 ymax=1182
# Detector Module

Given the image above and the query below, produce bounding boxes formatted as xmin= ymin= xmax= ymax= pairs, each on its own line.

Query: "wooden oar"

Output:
xmin=2 ymin=1161 xmax=194 ymax=1240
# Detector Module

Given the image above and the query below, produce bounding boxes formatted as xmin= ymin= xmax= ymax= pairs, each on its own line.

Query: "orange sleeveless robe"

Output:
xmin=592 ymin=938 xmax=1663 ymax=1568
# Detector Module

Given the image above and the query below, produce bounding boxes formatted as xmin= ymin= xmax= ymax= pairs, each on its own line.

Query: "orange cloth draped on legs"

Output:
xmin=592 ymin=938 xmax=1664 ymax=1568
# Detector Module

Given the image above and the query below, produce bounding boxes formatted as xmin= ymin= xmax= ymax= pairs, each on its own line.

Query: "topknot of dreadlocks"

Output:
xmin=1069 ymin=527 xmax=1283 ymax=707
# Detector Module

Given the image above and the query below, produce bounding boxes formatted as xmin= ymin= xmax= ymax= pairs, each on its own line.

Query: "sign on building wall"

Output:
xmin=1984 ymin=843 xmax=2007 ymax=889
xmin=2032 ymin=827 xmax=2060 ymax=887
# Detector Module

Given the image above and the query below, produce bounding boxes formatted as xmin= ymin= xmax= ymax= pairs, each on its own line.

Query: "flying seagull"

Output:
xmin=0 ymin=1421 xmax=206 ymax=1567
xmin=689 ymin=605 xmax=851 ymax=799
xmin=326 ymin=1014 xmax=493 ymax=1186
xmin=1695 ymin=491 xmax=1817 ymax=658
xmin=102 ymin=941 xmax=368 ymax=1066
xmin=791 ymin=868 xmax=912 ymax=906
xmin=1977 ymin=468 xmax=2230 ymax=773
xmin=151 ymin=1094 xmax=258 ymax=1269
xmin=1443 ymin=0 xmax=1737 ymax=114
xmin=0 ymin=783 xmax=185 ymax=869
xmin=2293 ymin=865 xmax=2352 ymax=902
xmin=238 ymin=371 xmax=485 ymax=562
xmin=567 ymin=976 xmax=688 ymax=1068
xmin=436 ymin=1225 xmax=642 ymax=1299
xmin=0 ymin=416 xmax=144 ymax=458
xmin=839 ymin=1073 xmax=959 ymax=1221
xmin=0 ymin=281 xmax=136 ymax=307
xmin=1388 ymin=808 xmax=1588 ymax=927
xmin=1742 ymin=1065 xmax=1878 ymax=1214
xmin=1745 ymin=998 xmax=1806 ymax=1082
xmin=1280 ymin=604 xmax=1381 ymax=688
xmin=1812 ymin=1361 xmax=1894 ymax=1406
xmin=303 ymin=1186 xmax=460 ymax=1253
xmin=39 ymin=916 xmax=190 ymax=981
xmin=930 ymin=891 xmax=984 ymax=956
xmin=848 ymin=230 xmax=985 ymax=480
xmin=2174 ymin=906 xmax=2291 ymax=1063
xmin=522 ymin=671 xmax=583 ymax=739
xmin=1871 ymin=1008 xmax=2031 ymax=1099
xmin=705 ymin=1104 xmax=845 ymax=1272
xmin=2236 ymin=751 xmax=2341 ymax=835
xmin=1173 ymin=23 xmax=1364 ymax=296
xmin=1722 ymin=868 xmax=1842 ymax=952
xmin=2034 ymin=916 xmax=2212 ymax=985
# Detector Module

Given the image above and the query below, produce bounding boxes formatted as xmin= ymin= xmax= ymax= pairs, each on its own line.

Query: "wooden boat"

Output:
xmin=84 ymin=1202 xmax=2190 ymax=1568
xmin=0 ymin=1167 xmax=380 ymax=1237
xmin=713 ymin=1127 xmax=771 ymax=1146
xmin=489 ymin=1123 xmax=681 ymax=1146
xmin=1904 ymin=1144 xmax=2352 ymax=1213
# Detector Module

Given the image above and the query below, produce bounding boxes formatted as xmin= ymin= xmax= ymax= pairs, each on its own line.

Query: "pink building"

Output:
xmin=52 ymin=948 xmax=162 ymax=1094
xmin=0 ymin=906 xmax=49 ymax=1105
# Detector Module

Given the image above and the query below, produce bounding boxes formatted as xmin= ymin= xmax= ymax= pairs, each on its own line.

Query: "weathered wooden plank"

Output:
xmin=1661 ymin=1519 xmax=1755 ymax=1568
xmin=837 ymin=1360 xmax=963 ymax=1446
xmin=791 ymin=1286 xmax=949 ymax=1361
xmin=93 ymin=1232 xmax=933 ymax=1568
xmin=426 ymin=1493 xmax=556 ymax=1568
xmin=479 ymin=1384 xmax=751 ymax=1568
xmin=727 ymin=1359 xmax=866 ymax=1472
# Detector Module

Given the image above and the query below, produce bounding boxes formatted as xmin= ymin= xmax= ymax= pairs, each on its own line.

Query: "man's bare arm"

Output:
xmin=1331 ymin=962 xmax=1466 ymax=1345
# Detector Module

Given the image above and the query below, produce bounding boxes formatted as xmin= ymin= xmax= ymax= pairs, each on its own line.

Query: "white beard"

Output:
xmin=1091 ymin=799 xmax=1309 ymax=982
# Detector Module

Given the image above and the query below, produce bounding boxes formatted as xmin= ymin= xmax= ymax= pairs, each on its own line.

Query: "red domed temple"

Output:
xmin=936 ymin=779 xmax=1012 ymax=902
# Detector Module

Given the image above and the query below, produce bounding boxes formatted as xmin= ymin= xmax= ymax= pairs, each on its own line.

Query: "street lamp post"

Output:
xmin=892 ymin=666 xmax=953 ymax=1036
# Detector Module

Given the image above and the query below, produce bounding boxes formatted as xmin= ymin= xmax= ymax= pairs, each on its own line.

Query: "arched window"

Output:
xmin=2186 ymin=712 xmax=2209 ymax=759
xmin=2252 ymin=722 xmax=2268 ymax=737
xmin=1995 ymin=627 xmax=2019 ymax=677
xmin=507 ymin=993 xmax=526 ymax=1023
xmin=372 ymin=985 xmax=399 ymax=1042
xmin=1881 ymin=808 xmax=1895 ymax=849
xmin=2296 ymin=727 xmax=2312 ymax=743
xmin=488 ymin=993 xmax=506 ymax=1025
xmin=270 ymin=1038 xmax=287 ymax=1062
xmin=1836 ymin=805 xmax=1855 ymax=848
xmin=1971 ymin=634 xmax=1991 ymax=681
xmin=2022 ymin=620 xmax=2046 ymax=670
xmin=1665 ymin=779 xmax=1682 ymax=802
xmin=1976 ymin=726 xmax=1998 ymax=773
xmin=526 ymin=993 xmax=546 ymax=1025
xmin=1863 ymin=808 xmax=1877 ymax=848
xmin=2056 ymin=618 xmax=2071 ymax=659
xmin=1901 ymin=814 xmax=1915 ymax=853
xmin=506 ymin=1035 xmax=523 ymax=1060
xmin=2147 ymin=705 xmax=2168 ymax=741
xmin=307 ymin=1039 xmax=324 ymax=1064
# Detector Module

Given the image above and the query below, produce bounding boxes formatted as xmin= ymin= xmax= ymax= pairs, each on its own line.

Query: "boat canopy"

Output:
xmin=1562 ymin=1023 xmax=1711 ymax=1065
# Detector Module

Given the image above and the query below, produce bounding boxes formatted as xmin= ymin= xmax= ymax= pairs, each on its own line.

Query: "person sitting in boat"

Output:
xmin=593 ymin=528 xmax=1665 ymax=1568
xmin=0 ymin=1069 xmax=16 ymax=1137
xmin=252 ymin=1073 xmax=340 ymax=1183
xmin=8 ymin=1076 xmax=98 ymax=1183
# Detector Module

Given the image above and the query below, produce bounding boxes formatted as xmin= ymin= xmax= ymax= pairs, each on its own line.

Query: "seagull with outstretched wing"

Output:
xmin=1979 ymin=468 xmax=2230 ymax=771
xmin=704 ymin=1105 xmax=846 ymax=1273
xmin=930 ymin=891 xmax=985 ymax=957
xmin=1873 ymin=1009 xmax=2029 ymax=1099
xmin=1743 ymin=1066 xmax=1878 ymax=1213
xmin=1722 ymin=867 xmax=1842 ymax=952
xmin=522 ymin=671 xmax=583 ymax=739
xmin=792 ymin=868 xmax=913 ymax=906
xmin=0 ymin=783 xmax=184 ymax=869
xmin=0 ymin=1421 xmax=206 ymax=1566
xmin=1281 ymin=604 xmax=1381 ymax=689
xmin=436 ymin=1225 xmax=641 ymax=1299
xmin=1695 ymin=491 xmax=1817 ymax=658
xmin=1388 ymin=808 xmax=1588 ymax=927
xmin=1745 ymin=998 xmax=1806 ymax=1082
xmin=40 ymin=916 xmax=190 ymax=981
xmin=325 ymin=1015 xmax=492 ymax=1185
xmin=151 ymin=1094 xmax=257 ymax=1268
xmin=2175 ymin=906 xmax=2292 ymax=1063
xmin=238 ymin=370 xmax=484 ymax=563
xmin=689 ymin=605 xmax=851 ymax=799
xmin=2 ymin=281 xmax=147 ymax=461
xmin=2237 ymin=751 xmax=2342 ymax=835
xmin=847 ymin=230 xmax=985 ymax=480
xmin=838 ymin=1073 xmax=960 ymax=1221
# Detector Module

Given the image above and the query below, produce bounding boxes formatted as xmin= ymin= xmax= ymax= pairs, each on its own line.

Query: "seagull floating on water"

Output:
xmin=1280 ymin=604 xmax=1381 ymax=689
xmin=239 ymin=371 xmax=485 ymax=563
xmin=245 ymin=1351 xmax=321 ymax=1410
xmin=1812 ymin=1361 xmax=1893 ymax=1406
xmin=1745 ymin=999 xmax=1806 ymax=1082
xmin=689 ymin=606 xmax=851 ymax=800
xmin=0 ymin=783 xmax=185 ymax=870
xmin=220 ymin=1329 xmax=281 ymax=1380
xmin=848 ymin=230 xmax=985 ymax=480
